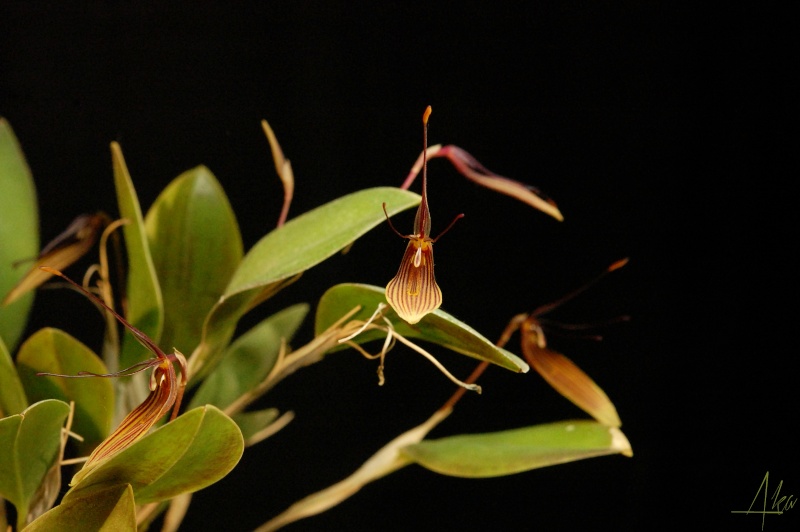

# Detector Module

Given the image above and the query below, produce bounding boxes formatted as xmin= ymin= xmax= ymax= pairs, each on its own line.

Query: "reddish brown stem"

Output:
xmin=439 ymin=313 xmax=526 ymax=412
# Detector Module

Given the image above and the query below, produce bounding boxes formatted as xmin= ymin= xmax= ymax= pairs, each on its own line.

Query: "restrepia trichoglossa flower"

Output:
xmin=36 ymin=266 xmax=187 ymax=482
xmin=497 ymin=259 xmax=629 ymax=427
xmin=383 ymin=106 xmax=463 ymax=325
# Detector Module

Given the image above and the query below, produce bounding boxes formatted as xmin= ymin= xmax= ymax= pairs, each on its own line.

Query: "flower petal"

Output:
xmin=36 ymin=268 xmax=188 ymax=482
xmin=3 ymin=213 xmax=107 ymax=306
xmin=385 ymin=239 xmax=442 ymax=324
xmin=71 ymin=360 xmax=178 ymax=484
xmin=402 ymin=145 xmax=563 ymax=221
xmin=521 ymin=330 xmax=620 ymax=427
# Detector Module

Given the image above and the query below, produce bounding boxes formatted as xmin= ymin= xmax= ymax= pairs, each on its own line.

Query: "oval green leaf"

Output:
xmin=16 ymin=328 xmax=114 ymax=451
xmin=401 ymin=420 xmax=632 ymax=478
xmin=67 ymin=405 xmax=244 ymax=505
xmin=0 ymin=399 xmax=70 ymax=527
xmin=189 ymin=304 xmax=308 ymax=411
xmin=315 ymin=283 xmax=528 ymax=372
xmin=26 ymin=483 xmax=136 ymax=532
xmin=111 ymin=142 xmax=164 ymax=368
xmin=0 ymin=334 xmax=27 ymax=417
xmin=0 ymin=118 xmax=39 ymax=351
xmin=226 ymin=187 xmax=419 ymax=295
xmin=188 ymin=187 xmax=420 ymax=383
xmin=145 ymin=166 xmax=243 ymax=355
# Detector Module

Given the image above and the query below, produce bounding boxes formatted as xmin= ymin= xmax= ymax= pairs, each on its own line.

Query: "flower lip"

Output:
xmin=35 ymin=266 xmax=188 ymax=479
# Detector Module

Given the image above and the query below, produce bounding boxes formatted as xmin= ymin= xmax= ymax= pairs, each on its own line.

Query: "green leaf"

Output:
xmin=402 ymin=420 xmax=632 ymax=478
xmin=315 ymin=283 xmax=529 ymax=373
xmin=188 ymin=187 xmax=420 ymax=383
xmin=227 ymin=188 xmax=420 ymax=295
xmin=26 ymin=483 xmax=136 ymax=532
xmin=67 ymin=405 xmax=243 ymax=504
xmin=189 ymin=304 xmax=308 ymax=411
xmin=111 ymin=142 xmax=164 ymax=369
xmin=0 ymin=118 xmax=39 ymax=351
xmin=145 ymin=166 xmax=243 ymax=355
xmin=0 ymin=334 xmax=28 ymax=417
xmin=16 ymin=328 xmax=114 ymax=451
xmin=0 ymin=399 xmax=70 ymax=528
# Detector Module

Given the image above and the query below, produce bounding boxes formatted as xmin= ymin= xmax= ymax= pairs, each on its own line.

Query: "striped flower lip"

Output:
xmin=385 ymin=234 xmax=441 ymax=324
xmin=384 ymin=106 xmax=462 ymax=325
xmin=36 ymin=267 xmax=187 ymax=482
xmin=63 ymin=351 xmax=186 ymax=485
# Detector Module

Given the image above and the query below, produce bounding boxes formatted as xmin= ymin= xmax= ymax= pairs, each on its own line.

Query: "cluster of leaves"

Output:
xmin=0 ymin=114 xmax=631 ymax=531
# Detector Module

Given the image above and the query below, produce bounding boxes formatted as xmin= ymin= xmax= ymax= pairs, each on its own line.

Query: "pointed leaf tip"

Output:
xmin=401 ymin=420 xmax=631 ymax=478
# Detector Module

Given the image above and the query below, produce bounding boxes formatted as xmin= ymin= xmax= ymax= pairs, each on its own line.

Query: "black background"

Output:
xmin=1 ymin=2 xmax=795 ymax=531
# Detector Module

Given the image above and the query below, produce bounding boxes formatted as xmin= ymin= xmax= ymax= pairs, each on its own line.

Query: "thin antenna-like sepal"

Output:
xmin=36 ymin=267 xmax=188 ymax=482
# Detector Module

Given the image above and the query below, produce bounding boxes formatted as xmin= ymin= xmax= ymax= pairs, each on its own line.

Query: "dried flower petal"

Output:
xmin=521 ymin=318 xmax=620 ymax=427
xmin=402 ymin=145 xmax=563 ymax=221
xmin=3 ymin=213 xmax=108 ymax=306
xmin=261 ymin=119 xmax=294 ymax=227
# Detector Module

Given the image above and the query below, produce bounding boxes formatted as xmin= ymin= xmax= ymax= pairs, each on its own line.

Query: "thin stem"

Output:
xmin=40 ymin=267 xmax=168 ymax=361
xmin=439 ymin=313 xmax=526 ymax=411
xmin=440 ymin=360 xmax=489 ymax=411
xmin=223 ymin=306 xmax=364 ymax=417
xmin=532 ymin=258 xmax=628 ymax=317
xmin=97 ymin=218 xmax=129 ymax=373
xmin=390 ymin=332 xmax=481 ymax=394
xmin=338 ymin=303 xmax=388 ymax=343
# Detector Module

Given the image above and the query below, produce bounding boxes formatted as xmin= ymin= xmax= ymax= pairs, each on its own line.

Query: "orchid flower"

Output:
xmin=383 ymin=106 xmax=463 ymax=324
xmin=441 ymin=259 xmax=628 ymax=419
xmin=36 ymin=267 xmax=187 ymax=480
xmin=500 ymin=259 xmax=629 ymax=427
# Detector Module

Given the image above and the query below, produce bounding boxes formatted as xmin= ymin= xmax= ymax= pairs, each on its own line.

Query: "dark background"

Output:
xmin=1 ymin=2 xmax=795 ymax=531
